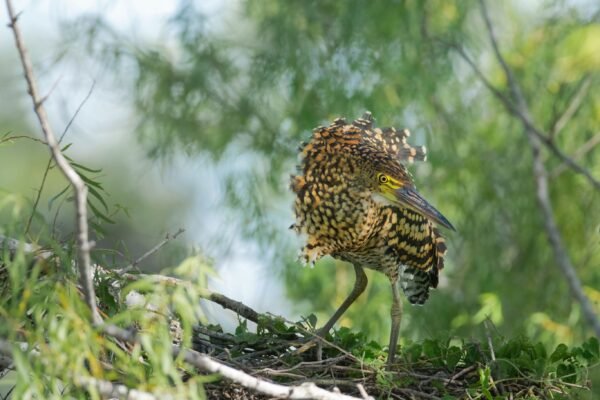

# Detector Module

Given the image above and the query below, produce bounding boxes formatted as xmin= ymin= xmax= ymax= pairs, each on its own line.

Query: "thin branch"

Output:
xmin=478 ymin=0 xmax=600 ymax=337
xmin=549 ymin=76 xmax=591 ymax=138
xmin=92 ymin=263 xmax=270 ymax=327
xmin=5 ymin=0 xmax=100 ymax=323
xmin=451 ymin=43 xmax=600 ymax=192
xmin=0 ymin=134 xmax=46 ymax=145
xmin=446 ymin=365 xmax=477 ymax=387
xmin=118 ymin=228 xmax=185 ymax=274
xmin=552 ymin=131 xmax=600 ymax=178
xmin=25 ymin=81 xmax=96 ymax=235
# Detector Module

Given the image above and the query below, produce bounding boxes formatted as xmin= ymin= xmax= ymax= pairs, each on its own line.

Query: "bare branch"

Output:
xmin=5 ymin=0 xmax=100 ymax=323
xmin=119 ymin=268 xmax=266 ymax=326
xmin=478 ymin=0 xmax=600 ymax=337
xmin=549 ymin=76 xmax=592 ymax=138
xmin=25 ymin=81 xmax=96 ymax=235
xmin=118 ymin=228 xmax=186 ymax=274
xmin=356 ymin=383 xmax=374 ymax=400
xmin=552 ymin=131 xmax=600 ymax=178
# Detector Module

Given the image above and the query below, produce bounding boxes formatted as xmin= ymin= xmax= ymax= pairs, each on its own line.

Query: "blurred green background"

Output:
xmin=1 ymin=0 xmax=600 ymax=354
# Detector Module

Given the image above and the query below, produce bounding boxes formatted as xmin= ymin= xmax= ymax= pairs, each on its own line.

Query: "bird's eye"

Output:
xmin=378 ymin=174 xmax=388 ymax=184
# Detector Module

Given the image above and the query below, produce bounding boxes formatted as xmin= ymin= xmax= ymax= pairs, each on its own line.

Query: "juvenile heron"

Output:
xmin=291 ymin=112 xmax=454 ymax=365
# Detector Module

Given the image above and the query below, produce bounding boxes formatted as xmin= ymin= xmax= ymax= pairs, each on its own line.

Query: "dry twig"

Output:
xmin=117 ymin=228 xmax=186 ymax=274
xmin=5 ymin=0 xmax=100 ymax=324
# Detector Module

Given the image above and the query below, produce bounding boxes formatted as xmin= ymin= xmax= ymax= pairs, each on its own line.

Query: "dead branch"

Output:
xmin=103 ymin=325 xmax=363 ymax=400
xmin=477 ymin=0 xmax=600 ymax=337
xmin=5 ymin=0 xmax=100 ymax=324
xmin=104 ymin=266 xmax=267 ymax=326
xmin=118 ymin=228 xmax=186 ymax=274
xmin=356 ymin=383 xmax=374 ymax=400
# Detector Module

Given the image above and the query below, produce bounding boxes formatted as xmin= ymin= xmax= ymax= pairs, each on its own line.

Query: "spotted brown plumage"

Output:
xmin=291 ymin=112 xmax=454 ymax=366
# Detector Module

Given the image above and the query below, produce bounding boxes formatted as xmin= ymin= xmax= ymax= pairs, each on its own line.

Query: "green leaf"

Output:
xmin=79 ymin=171 xmax=104 ymax=189
xmin=88 ymin=185 xmax=110 ymax=212
xmin=89 ymin=201 xmax=115 ymax=224
xmin=71 ymin=161 xmax=102 ymax=173
xmin=557 ymin=362 xmax=577 ymax=384
xmin=445 ymin=346 xmax=462 ymax=370
xmin=550 ymin=344 xmax=569 ymax=363
xmin=47 ymin=185 xmax=70 ymax=210
xmin=582 ymin=337 xmax=599 ymax=361
xmin=306 ymin=313 xmax=317 ymax=329
xmin=423 ymin=339 xmax=442 ymax=359
xmin=464 ymin=342 xmax=482 ymax=364
xmin=534 ymin=342 xmax=547 ymax=360
xmin=478 ymin=367 xmax=493 ymax=400
xmin=403 ymin=343 xmax=422 ymax=362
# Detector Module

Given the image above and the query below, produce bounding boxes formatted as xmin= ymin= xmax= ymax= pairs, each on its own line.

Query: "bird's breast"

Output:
xmin=294 ymin=183 xmax=382 ymax=257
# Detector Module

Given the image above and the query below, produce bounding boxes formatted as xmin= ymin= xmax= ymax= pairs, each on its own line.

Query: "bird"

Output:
xmin=290 ymin=112 xmax=454 ymax=366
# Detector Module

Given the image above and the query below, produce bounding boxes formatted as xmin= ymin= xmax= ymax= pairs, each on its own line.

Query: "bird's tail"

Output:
xmin=400 ymin=227 xmax=447 ymax=305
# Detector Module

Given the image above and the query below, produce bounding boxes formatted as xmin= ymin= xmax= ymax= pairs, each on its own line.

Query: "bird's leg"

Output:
xmin=387 ymin=279 xmax=403 ymax=367
xmin=295 ymin=264 xmax=367 ymax=361
xmin=317 ymin=264 xmax=368 ymax=337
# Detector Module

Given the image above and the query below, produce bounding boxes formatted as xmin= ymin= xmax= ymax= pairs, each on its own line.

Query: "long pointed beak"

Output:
xmin=394 ymin=187 xmax=455 ymax=231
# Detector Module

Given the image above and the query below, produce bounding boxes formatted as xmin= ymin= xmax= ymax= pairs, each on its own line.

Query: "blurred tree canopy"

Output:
xmin=60 ymin=0 xmax=600 ymax=348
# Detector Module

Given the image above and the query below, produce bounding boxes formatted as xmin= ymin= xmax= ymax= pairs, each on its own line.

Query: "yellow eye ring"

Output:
xmin=378 ymin=174 xmax=388 ymax=184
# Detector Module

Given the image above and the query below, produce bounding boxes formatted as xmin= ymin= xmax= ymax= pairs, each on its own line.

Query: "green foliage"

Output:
xmin=62 ymin=0 xmax=600 ymax=352
xmin=0 ymin=235 xmax=212 ymax=399
xmin=2 ymin=0 xmax=600 ymax=397
xmin=199 ymin=317 xmax=595 ymax=398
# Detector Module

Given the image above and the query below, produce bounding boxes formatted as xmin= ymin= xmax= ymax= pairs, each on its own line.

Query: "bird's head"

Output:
xmin=297 ymin=111 xmax=455 ymax=231
xmin=359 ymin=150 xmax=456 ymax=232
